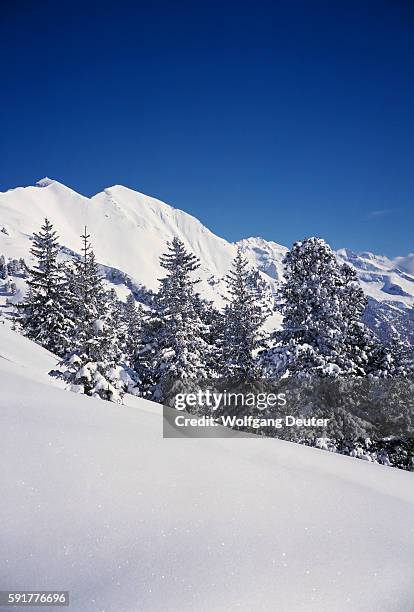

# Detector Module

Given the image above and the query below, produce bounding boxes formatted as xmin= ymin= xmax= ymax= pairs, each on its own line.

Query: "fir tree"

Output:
xmin=55 ymin=229 xmax=125 ymax=402
xmin=121 ymin=293 xmax=142 ymax=364
xmin=195 ymin=295 xmax=223 ymax=377
xmin=260 ymin=238 xmax=414 ymax=449
xmin=274 ymin=237 xmax=386 ymax=378
xmin=339 ymin=263 xmax=404 ymax=377
xmin=21 ymin=218 xmax=74 ymax=355
xmin=280 ymin=237 xmax=344 ymax=369
xmin=72 ymin=228 xmax=108 ymax=334
xmin=338 ymin=263 xmax=378 ymax=376
xmin=0 ymin=255 xmax=8 ymax=280
xmin=133 ymin=306 xmax=163 ymax=399
xmin=135 ymin=237 xmax=208 ymax=402
xmin=220 ymin=249 xmax=269 ymax=380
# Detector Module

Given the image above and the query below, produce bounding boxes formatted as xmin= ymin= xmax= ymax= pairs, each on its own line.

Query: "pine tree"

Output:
xmin=55 ymin=229 xmax=125 ymax=402
xmin=134 ymin=237 xmax=208 ymax=402
xmin=121 ymin=293 xmax=142 ymax=364
xmin=339 ymin=263 xmax=403 ymax=377
xmin=280 ymin=238 xmax=344 ymax=369
xmin=338 ymin=263 xmax=378 ymax=376
xmin=133 ymin=306 xmax=163 ymax=399
xmin=220 ymin=249 xmax=269 ymax=380
xmin=195 ymin=295 xmax=223 ymax=377
xmin=0 ymin=255 xmax=8 ymax=280
xmin=21 ymin=218 xmax=74 ymax=355
xmin=8 ymin=258 xmax=20 ymax=275
xmin=273 ymin=237 xmax=382 ymax=378
xmin=72 ymin=228 xmax=107 ymax=333
xmin=260 ymin=238 xmax=414 ymax=448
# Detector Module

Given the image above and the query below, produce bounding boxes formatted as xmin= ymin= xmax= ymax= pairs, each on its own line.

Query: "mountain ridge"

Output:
xmin=0 ymin=178 xmax=413 ymax=343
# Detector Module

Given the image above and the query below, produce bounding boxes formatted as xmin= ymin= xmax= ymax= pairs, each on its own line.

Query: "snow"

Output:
xmin=93 ymin=318 xmax=105 ymax=333
xmin=1 ymin=324 xmax=414 ymax=611
xmin=394 ymin=253 xmax=414 ymax=276
xmin=0 ymin=320 xmax=62 ymax=387
xmin=35 ymin=177 xmax=56 ymax=188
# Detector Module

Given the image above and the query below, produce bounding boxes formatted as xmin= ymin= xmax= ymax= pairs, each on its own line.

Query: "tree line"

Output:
xmin=12 ymin=217 xmax=414 ymax=468
xmin=17 ymin=218 xmax=412 ymax=407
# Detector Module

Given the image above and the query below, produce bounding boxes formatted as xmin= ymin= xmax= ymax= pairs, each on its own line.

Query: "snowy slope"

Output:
xmin=0 ymin=320 xmax=61 ymax=387
xmin=1 ymin=325 xmax=414 ymax=612
xmin=2 ymin=178 xmax=414 ymax=313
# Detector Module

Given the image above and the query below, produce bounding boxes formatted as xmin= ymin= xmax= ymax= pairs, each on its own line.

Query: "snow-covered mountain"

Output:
xmin=0 ymin=178 xmax=236 ymax=304
xmin=1 ymin=178 xmax=413 ymax=341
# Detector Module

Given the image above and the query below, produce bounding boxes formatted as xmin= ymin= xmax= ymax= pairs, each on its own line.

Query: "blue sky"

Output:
xmin=0 ymin=0 xmax=413 ymax=255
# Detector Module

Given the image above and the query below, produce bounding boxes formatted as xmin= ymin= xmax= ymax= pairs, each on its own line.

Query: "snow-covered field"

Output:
xmin=1 ymin=322 xmax=414 ymax=611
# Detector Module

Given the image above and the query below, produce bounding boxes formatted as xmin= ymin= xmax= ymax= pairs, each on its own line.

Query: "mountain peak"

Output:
xmin=35 ymin=177 xmax=56 ymax=188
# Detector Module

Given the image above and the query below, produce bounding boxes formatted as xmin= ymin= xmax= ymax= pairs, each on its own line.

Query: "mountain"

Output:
xmin=0 ymin=178 xmax=236 ymax=303
xmin=1 ymin=318 xmax=414 ymax=612
xmin=1 ymin=178 xmax=413 ymax=342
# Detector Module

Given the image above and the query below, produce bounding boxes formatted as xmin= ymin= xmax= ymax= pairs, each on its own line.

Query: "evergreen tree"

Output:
xmin=220 ymin=249 xmax=269 ymax=380
xmin=134 ymin=306 xmax=163 ymax=399
xmin=338 ymin=263 xmax=379 ymax=376
xmin=121 ymin=293 xmax=142 ymax=364
xmin=134 ymin=237 xmax=208 ymax=402
xmin=260 ymin=238 xmax=414 ymax=450
xmin=21 ymin=218 xmax=74 ymax=355
xmin=20 ymin=258 xmax=29 ymax=278
xmin=280 ymin=237 xmax=344 ymax=372
xmin=339 ymin=263 xmax=404 ymax=377
xmin=195 ymin=295 xmax=223 ymax=377
xmin=72 ymin=229 xmax=108 ymax=332
xmin=55 ymin=229 xmax=125 ymax=402
xmin=8 ymin=258 xmax=20 ymax=275
xmin=273 ymin=237 xmax=389 ymax=378
xmin=0 ymin=255 xmax=8 ymax=280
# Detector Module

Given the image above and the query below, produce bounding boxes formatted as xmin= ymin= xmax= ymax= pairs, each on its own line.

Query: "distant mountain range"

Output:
xmin=1 ymin=178 xmax=413 ymax=344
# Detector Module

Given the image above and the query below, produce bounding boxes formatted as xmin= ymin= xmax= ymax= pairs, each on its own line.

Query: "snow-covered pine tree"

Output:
xmin=121 ymin=293 xmax=143 ymax=364
xmin=134 ymin=237 xmax=208 ymax=402
xmin=220 ymin=248 xmax=269 ymax=381
xmin=339 ymin=262 xmax=407 ymax=378
xmin=277 ymin=237 xmax=345 ymax=377
xmin=271 ymin=237 xmax=389 ymax=378
xmin=195 ymin=295 xmax=223 ymax=378
xmin=386 ymin=330 xmax=413 ymax=376
xmin=133 ymin=305 xmax=163 ymax=399
xmin=21 ymin=218 xmax=74 ymax=355
xmin=73 ymin=229 xmax=107 ymax=329
xmin=257 ymin=237 xmax=412 ymax=447
xmin=0 ymin=255 xmax=8 ymax=280
xmin=338 ymin=262 xmax=380 ymax=376
xmin=55 ymin=228 xmax=126 ymax=402
xmin=19 ymin=258 xmax=29 ymax=278
xmin=7 ymin=258 xmax=20 ymax=275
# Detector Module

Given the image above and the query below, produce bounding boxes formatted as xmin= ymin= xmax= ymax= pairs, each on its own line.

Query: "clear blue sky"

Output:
xmin=1 ymin=0 xmax=413 ymax=255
